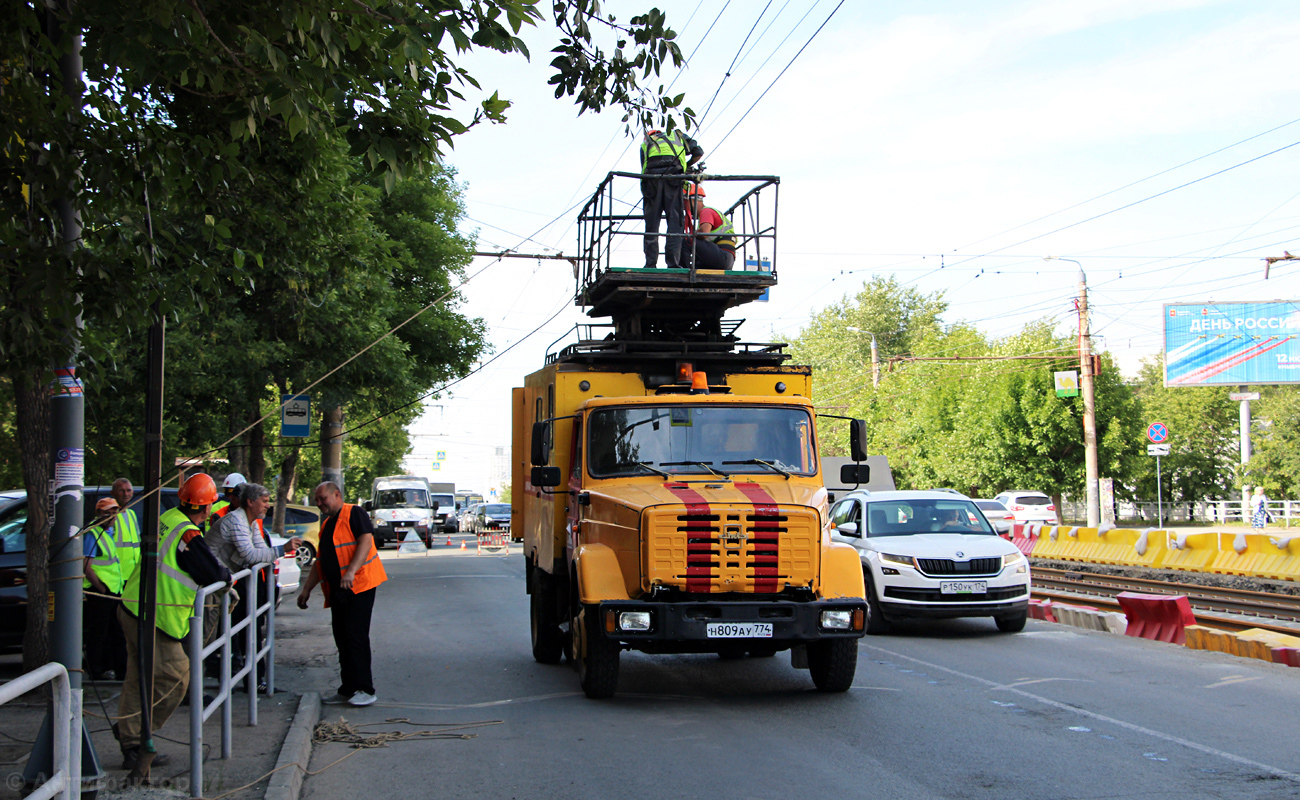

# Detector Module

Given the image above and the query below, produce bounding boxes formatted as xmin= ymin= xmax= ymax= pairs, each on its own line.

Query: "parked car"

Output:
xmin=268 ymin=533 xmax=301 ymax=599
xmin=973 ymin=499 xmax=1016 ymax=536
xmin=272 ymin=504 xmax=321 ymax=567
xmin=992 ymin=491 xmax=1059 ymax=525
xmin=474 ymin=503 xmax=511 ymax=535
xmin=829 ymin=490 xmax=1031 ymax=635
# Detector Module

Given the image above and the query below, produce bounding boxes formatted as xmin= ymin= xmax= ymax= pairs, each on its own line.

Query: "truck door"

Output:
xmin=567 ymin=417 xmax=583 ymax=556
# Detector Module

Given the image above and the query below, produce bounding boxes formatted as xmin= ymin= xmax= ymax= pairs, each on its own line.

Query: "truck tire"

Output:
xmin=577 ymin=608 xmax=620 ymax=699
xmin=808 ymin=639 xmax=857 ymax=693
xmin=530 ymin=574 xmax=564 ymax=665
xmin=863 ymin=572 xmax=891 ymax=635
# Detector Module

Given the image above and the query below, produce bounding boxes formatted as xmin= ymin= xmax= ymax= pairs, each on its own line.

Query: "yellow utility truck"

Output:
xmin=513 ymin=171 xmax=869 ymax=698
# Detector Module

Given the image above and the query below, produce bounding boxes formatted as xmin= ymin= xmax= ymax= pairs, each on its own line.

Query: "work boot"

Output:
xmin=121 ymin=749 xmax=172 ymax=771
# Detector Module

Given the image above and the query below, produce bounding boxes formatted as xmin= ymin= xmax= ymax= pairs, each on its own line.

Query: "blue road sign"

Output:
xmin=1146 ymin=422 xmax=1169 ymax=444
xmin=281 ymin=394 xmax=311 ymax=438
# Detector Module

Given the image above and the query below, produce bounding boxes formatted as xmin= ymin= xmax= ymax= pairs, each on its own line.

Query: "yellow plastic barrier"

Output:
xmin=1235 ymin=628 xmax=1300 ymax=663
xmin=1209 ymin=533 xmax=1269 ymax=577
xmin=1160 ymin=532 xmax=1219 ymax=573
xmin=1184 ymin=625 xmax=1235 ymax=654
xmin=1251 ymin=534 xmax=1300 ymax=581
xmin=1032 ymin=526 xmax=1086 ymax=560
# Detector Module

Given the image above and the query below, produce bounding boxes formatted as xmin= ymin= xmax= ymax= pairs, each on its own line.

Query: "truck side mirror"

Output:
xmin=849 ymin=418 xmax=868 ymax=462
xmin=362 ymin=500 xmax=373 ymax=512
xmin=840 ymin=464 xmax=870 ymax=486
xmin=531 ymin=466 xmax=562 ymax=488
xmin=531 ymin=421 xmax=551 ymax=466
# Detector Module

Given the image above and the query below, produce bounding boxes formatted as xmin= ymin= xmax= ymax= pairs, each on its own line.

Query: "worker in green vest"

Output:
xmin=640 ymin=126 xmax=703 ymax=269
xmin=117 ymin=473 xmax=232 ymax=771
xmin=210 ymin=472 xmax=246 ymax=520
xmin=682 ymin=183 xmax=738 ymax=271
xmin=109 ymin=478 xmax=143 ymax=601
xmin=83 ymin=497 xmax=128 ymax=680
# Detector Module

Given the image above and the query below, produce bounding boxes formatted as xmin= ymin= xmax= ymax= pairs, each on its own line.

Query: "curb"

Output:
xmin=265 ymin=691 xmax=320 ymax=800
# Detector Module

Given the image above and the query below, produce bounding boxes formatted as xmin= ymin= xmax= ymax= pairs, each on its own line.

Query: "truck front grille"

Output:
xmin=645 ymin=502 xmax=819 ymax=594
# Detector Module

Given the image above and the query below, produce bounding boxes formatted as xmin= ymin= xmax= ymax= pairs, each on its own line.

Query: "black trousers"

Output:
xmin=684 ymin=238 xmax=735 ymax=271
xmin=84 ymin=593 xmax=126 ymax=679
xmin=642 ymin=164 xmax=685 ymax=268
xmin=232 ymin=573 xmax=271 ymax=679
xmin=329 ymin=586 xmax=377 ymax=696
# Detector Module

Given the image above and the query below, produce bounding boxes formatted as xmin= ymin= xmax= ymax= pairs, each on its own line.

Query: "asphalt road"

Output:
xmin=280 ymin=548 xmax=1300 ymax=800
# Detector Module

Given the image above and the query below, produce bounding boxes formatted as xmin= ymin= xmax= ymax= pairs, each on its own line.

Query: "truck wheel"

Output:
xmin=995 ymin=610 xmax=1028 ymax=633
xmin=808 ymin=639 xmax=857 ymax=692
xmin=530 ymin=576 xmax=564 ymax=664
xmin=864 ymin=573 xmax=891 ymax=635
xmin=577 ymin=608 xmax=620 ymax=699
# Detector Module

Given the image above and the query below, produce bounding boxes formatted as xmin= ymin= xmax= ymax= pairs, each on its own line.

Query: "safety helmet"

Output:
xmin=222 ymin=472 xmax=247 ymax=490
xmin=179 ymin=473 xmax=219 ymax=507
xmin=95 ymin=497 xmax=120 ymax=514
xmin=683 ymin=183 xmax=705 ymax=197
xmin=646 ymin=128 xmax=662 ymax=137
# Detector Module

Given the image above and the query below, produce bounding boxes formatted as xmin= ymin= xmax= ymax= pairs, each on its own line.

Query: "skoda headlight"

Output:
xmin=879 ymin=552 xmax=915 ymax=568
xmin=1003 ymin=550 xmax=1025 ymax=566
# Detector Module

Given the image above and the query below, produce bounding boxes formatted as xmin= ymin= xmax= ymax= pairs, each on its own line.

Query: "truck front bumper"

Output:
xmin=591 ymin=599 xmax=868 ymax=654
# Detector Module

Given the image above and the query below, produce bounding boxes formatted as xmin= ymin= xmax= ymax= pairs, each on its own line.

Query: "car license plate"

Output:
xmin=395 ymin=527 xmax=412 ymax=535
xmin=940 ymin=581 xmax=987 ymax=595
xmin=705 ymin=622 xmax=773 ymax=638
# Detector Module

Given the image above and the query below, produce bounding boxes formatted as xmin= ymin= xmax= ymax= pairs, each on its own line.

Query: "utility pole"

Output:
xmin=846 ymin=327 xmax=880 ymax=387
xmin=322 ymin=407 xmax=345 ymax=496
xmin=1077 ymin=269 xmax=1101 ymax=528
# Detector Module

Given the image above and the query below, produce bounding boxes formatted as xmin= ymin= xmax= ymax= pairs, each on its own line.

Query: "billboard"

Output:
xmin=1164 ymin=301 xmax=1300 ymax=386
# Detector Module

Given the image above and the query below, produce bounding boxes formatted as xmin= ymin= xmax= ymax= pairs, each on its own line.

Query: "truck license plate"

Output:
xmin=940 ymin=581 xmax=987 ymax=595
xmin=395 ymin=527 xmax=412 ymax=535
xmin=705 ymin=622 xmax=773 ymax=638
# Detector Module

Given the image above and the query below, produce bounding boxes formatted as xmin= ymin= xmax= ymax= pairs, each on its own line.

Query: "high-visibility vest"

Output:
xmin=641 ymin=130 xmax=691 ymax=172
xmin=703 ymin=207 xmax=736 ymax=251
xmin=321 ymin=504 xmax=387 ymax=607
xmin=114 ymin=508 xmax=142 ymax=590
xmin=211 ymin=498 xmax=232 ymax=519
xmin=83 ymin=524 xmax=123 ymax=594
xmin=122 ymin=507 xmax=200 ymax=641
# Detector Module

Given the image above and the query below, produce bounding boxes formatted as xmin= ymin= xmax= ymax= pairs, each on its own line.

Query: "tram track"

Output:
xmin=1032 ymin=566 xmax=1300 ymax=636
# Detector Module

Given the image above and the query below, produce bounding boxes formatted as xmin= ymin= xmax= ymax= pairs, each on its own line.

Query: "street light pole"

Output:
xmin=846 ymin=327 xmax=880 ymax=387
xmin=1046 ymin=257 xmax=1101 ymax=527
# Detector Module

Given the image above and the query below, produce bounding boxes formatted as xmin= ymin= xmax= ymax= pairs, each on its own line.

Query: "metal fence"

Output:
xmin=186 ymin=560 xmax=276 ymax=797
xmin=1061 ymin=498 xmax=1296 ymax=527
xmin=0 ymin=663 xmax=74 ymax=800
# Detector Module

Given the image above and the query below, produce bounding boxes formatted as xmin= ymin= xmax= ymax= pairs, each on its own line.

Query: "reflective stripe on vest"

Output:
xmin=122 ymin=507 xmax=200 ymax=640
xmin=114 ymin=508 xmax=142 ymax=590
xmin=83 ymin=525 xmax=123 ymax=594
xmin=641 ymin=131 xmax=690 ymax=172
xmin=705 ymin=207 xmax=736 ymax=250
xmin=321 ymin=503 xmax=387 ymax=607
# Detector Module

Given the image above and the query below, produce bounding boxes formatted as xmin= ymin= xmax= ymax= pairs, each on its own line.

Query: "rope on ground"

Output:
xmin=194 ymin=716 xmax=504 ymax=800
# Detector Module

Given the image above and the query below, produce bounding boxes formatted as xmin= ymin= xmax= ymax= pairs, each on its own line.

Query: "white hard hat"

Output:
xmin=222 ymin=473 xmax=247 ymax=489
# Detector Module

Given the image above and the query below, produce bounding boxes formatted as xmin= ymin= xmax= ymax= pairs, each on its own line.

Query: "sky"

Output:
xmin=397 ymin=0 xmax=1300 ymax=494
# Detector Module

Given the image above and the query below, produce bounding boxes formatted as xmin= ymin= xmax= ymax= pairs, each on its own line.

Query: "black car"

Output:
xmin=0 ymin=486 xmax=180 ymax=653
xmin=474 ymin=503 xmax=511 ymax=534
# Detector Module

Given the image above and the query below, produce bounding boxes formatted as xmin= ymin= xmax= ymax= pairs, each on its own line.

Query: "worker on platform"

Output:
xmin=682 ymin=183 xmax=737 ymax=271
xmin=117 ymin=473 xmax=232 ymax=771
xmin=640 ymin=127 xmax=703 ymax=269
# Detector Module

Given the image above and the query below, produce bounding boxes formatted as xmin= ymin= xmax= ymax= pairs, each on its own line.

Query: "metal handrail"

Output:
xmin=0 ymin=662 xmax=73 ymax=800
xmin=185 ymin=561 xmax=275 ymax=798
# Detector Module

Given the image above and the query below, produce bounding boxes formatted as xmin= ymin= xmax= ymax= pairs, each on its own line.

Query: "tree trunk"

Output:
xmin=15 ymin=369 xmax=51 ymax=672
xmin=248 ymin=410 xmax=266 ymax=486
xmin=270 ymin=444 xmax=299 ymax=535
xmin=227 ymin=404 xmax=248 ymax=477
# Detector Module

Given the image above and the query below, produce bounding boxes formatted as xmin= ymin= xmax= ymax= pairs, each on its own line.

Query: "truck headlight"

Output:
xmin=880 ymin=552 xmax=915 ymax=568
xmin=618 ymin=611 xmax=652 ymax=631
xmin=820 ymin=610 xmax=852 ymax=630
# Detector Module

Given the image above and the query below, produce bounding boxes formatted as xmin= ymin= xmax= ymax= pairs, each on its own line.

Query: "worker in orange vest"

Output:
xmin=297 ymin=481 xmax=387 ymax=707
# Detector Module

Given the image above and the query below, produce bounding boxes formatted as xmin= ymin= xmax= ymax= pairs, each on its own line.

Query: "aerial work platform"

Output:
xmin=575 ymin=171 xmax=780 ymax=340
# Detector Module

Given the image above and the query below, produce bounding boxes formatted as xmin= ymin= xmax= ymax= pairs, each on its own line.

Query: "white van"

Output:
xmin=366 ymin=475 xmax=435 ymax=548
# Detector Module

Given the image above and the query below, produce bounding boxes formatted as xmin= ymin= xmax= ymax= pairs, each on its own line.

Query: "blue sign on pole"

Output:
xmin=1164 ymin=301 xmax=1300 ymax=386
xmin=281 ymin=394 xmax=311 ymax=438
xmin=1146 ymin=422 xmax=1169 ymax=444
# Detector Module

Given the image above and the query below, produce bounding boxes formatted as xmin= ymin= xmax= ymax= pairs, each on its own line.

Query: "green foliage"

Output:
xmin=1241 ymin=386 xmax=1300 ymax=497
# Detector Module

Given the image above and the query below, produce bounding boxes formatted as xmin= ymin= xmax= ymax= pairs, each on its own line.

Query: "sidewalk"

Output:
xmin=0 ymin=655 xmax=301 ymax=799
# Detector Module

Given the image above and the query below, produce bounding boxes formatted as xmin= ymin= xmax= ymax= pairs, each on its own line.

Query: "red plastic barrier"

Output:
xmin=1116 ymin=592 xmax=1196 ymax=645
xmin=1028 ymin=598 xmax=1056 ymax=623
xmin=1273 ymin=647 xmax=1300 ymax=668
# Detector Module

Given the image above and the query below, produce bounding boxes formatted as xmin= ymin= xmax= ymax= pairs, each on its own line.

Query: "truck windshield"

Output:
xmin=431 ymin=494 xmax=454 ymax=509
xmin=375 ymin=489 xmax=430 ymax=508
xmin=587 ymin=405 xmax=816 ymax=478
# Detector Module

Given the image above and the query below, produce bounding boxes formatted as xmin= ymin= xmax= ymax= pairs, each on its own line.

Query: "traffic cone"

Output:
xmin=460 ymin=540 xmax=467 ymax=550
xmin=445 ymin=535 xmax=452 ymax=546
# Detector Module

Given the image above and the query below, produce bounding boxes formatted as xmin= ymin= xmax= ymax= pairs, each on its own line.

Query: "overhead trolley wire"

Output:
xmin=696 ymin=1 xmax=773 ymax=127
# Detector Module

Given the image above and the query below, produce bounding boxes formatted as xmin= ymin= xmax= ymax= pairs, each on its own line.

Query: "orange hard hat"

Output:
xmin=95 ymin=497 xmax=120 ymax=514
xmin=683 ymin=183 xmax=705 ymax=197
xmin=179 ymin=473 xmax=218 ymax=506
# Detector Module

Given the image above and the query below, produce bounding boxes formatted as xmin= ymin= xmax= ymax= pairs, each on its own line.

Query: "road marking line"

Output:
xmin=1004 ymin=677 xmax=1093 ymax=688
xmin=850 ymin=686 xmax=902 ymax=692
xmin=370 ymin=692 xmax=582 ymax=710
xmin=1204 ymin=676 xmax=1263 ymax=689
xmin=865 ymin=643 xmax=1300 ymax=784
